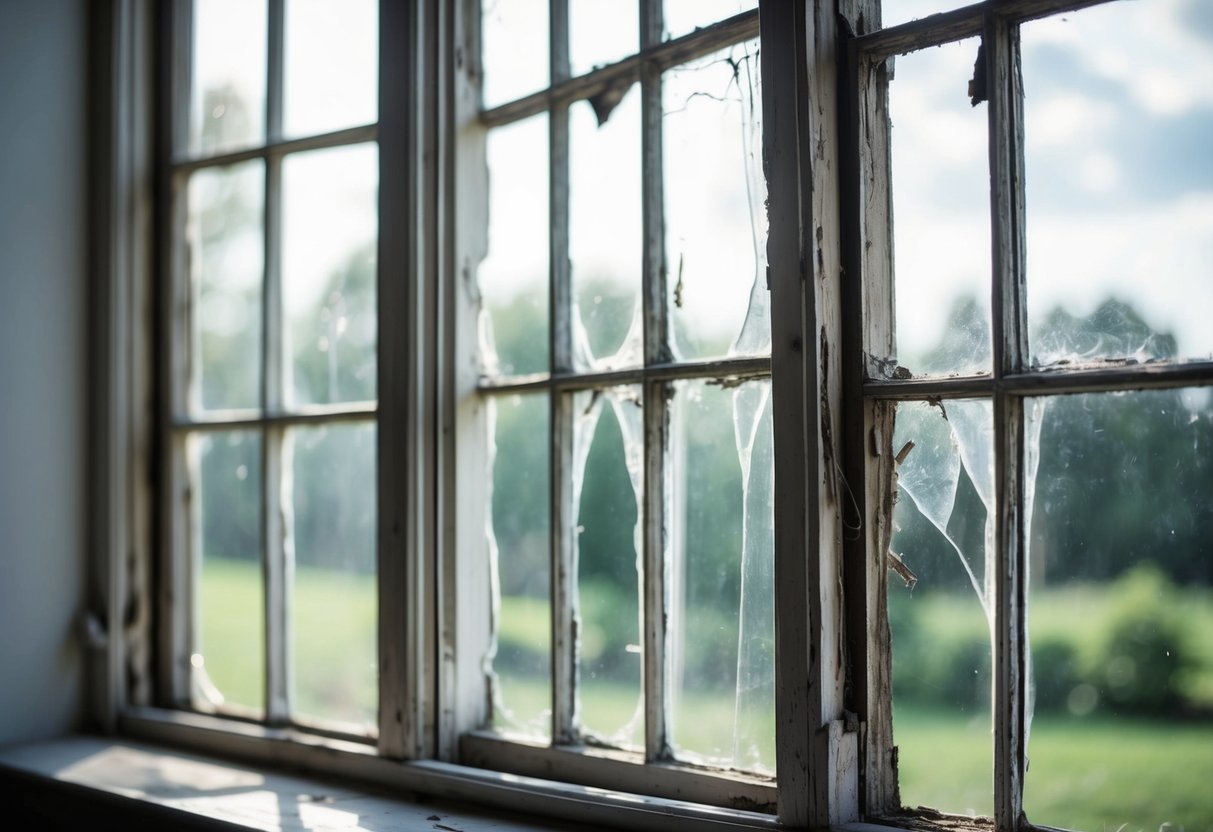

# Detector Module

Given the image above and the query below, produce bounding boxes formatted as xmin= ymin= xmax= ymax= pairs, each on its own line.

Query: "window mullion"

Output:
xmin=638 ymin=0 xmax=669 ymax=765
xmin=160 ymin=0 xmax=194 ymax=709
xmin=985 ymin=9 xmax=1029 ymax=830
xmin=548 ymin=0 xmax=577 ymax=746
xmin=262 ymin=0 xmax=290 ymax=726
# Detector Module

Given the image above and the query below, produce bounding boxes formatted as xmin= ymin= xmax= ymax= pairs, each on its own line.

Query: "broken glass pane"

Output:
xmin=571 ymin=0 xmax=637 ymax=77
xmin=1023 ymin=388 xmax=1213 ymax=831
xmin=573 ymin=386 xmax=644 ymax=748
xmin=570 ymin=92 xmax=642 ymax=370
xmin=664 ymin=38 xmax=768 ymax=362
xmin=669 ymin=378 xmax=774 ymax=774
xmin=488 ymin=393 xmax=552 ymax=740
xmin=188 ymin=161 xmax=264 ymax=413
xmin=189 ymin=0 xmax=267 ymax=156
xmin=194 ymin=430 xmax=264 ymax=715
xmin=1023 ymin=2 xmax=1213 ymax=366
xmin=287 ymin=422 xmax=377 ymax=731
xmin=481 ymin=115 xmax=550 ymax=377
xmin=481 ymin=0 xmax=548 ymax=109
xmin=889 ymin=399 xmax=994 ymax=817
xmin=282 ymin=143 xmax=378 ymax=407
xmin=663 ymin=0 xmax=757 ymax=42
xmin=283 ymin=0 xmax=378 ymax=138
xmin=889 ymin=38 xmax=991 ymax=378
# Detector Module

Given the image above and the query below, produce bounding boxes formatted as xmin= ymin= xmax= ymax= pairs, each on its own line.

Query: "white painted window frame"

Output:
xmin=94 ymin=0 xmax=1183 ymax=829
xmin=840 ymin=1 xmax=1213 ymax=829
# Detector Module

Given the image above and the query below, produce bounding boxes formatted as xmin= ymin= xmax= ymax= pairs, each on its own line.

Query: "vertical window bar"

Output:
xmin=760 ymin=0 xmax=814 ymax=823
xmin=262 ymin=0 xmax=290 ymax=725
xmin=379 ymin=0 xmax=416 ymax=761
xmin=549 ymin=0 xmax=578 ymax=745
xmin=985 ymin=10 xmax=1029 ymax=829
xmin=162 ymin=0 xmax=196 ymax=709
xmin=639 ymin=0 xmax=669 ymax=763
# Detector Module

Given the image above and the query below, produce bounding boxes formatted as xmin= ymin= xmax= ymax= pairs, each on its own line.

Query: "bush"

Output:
xmin=1096 ymin=566 xmax=1194 ymax=715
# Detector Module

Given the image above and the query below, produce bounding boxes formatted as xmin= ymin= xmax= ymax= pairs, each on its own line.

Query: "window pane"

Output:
xmin=489 ymin=393 xmax=552 ymax=740
xmin=664 ymin=38 xmax=767 ymax=361
xmin=288 ymin=422 xmax=377 ymax=730
xmin=570 ymin=0 xmax=637 ymax=77
xmin=482 ymin=115 xmax=550 ymax=377
xmin=188 ymin=161 xmax=265 ymax=413
xmin=190 ymin=0 xmax=267 ymax=156
xmin=889 ymin=399 xmax=994 ymax=817
xmin=663 ymin=0 xmax=756 ymax=42
xmin=889 ymin=37 xmax=991 ymax=378
xmin=283 ymin=0 xmax=378 ymax=138
xmin=573 ymin=386 xmax=643 ymax=748
xmin=1023 ymin=2 xmax=1213 ymax=366
xmin=1024 ymin=388 xmax=1213 ymax=831
xmin=482 ymin=0 xmax=548 ymax=108
xmin=570 ymin=93 xmax=642 ymax=370
xmin=670 ymin=379 xmax=775 ymax=774
xmin=194 ymin=430 xmax=264 ymax=714
xmin=282 ymin=143 xmax=378 ymax=408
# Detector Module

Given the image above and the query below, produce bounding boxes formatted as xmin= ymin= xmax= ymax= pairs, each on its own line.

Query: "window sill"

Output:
xmin=0 ymin=708 xmax=788 ymax=831
xmin=0 ymin=735 xmax=597 ymax=831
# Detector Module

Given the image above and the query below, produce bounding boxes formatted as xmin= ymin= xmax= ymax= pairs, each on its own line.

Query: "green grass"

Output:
xmin=894 ymin=704 xmax=1213 ymax=832
xmin=199 ymin=559 xmax=1213 ymax=826
xmin=199 ymin=557 xmax=376 ymax=728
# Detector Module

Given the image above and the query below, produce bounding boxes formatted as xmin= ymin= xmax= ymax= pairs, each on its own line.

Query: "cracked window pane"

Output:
xmin=1023 ymin=2 xmax=1213 ymax=367
xmin=570 ymin=88 xmax=645 ymax=371
xmin=570 ymin=92 xmax=643 ymax=371
xmin=889 ymin=399 xmax=994 ymax=817
xmin=488 ymin=393 xmax=552 ymax=740
xmin=889 ymin=37 xmax=991 ymax=378
xmin=189 ymin=0 xmax=267 ymax=156
xmin=481 ymin=115 xmax=550 ymax=377
xmin=571 ymin=0 xmax=637 ymax=77
xmin=194 ymin=430 xmax=264 ymax=715
xmin=287 ymin=422 xmax=377 ymax=731
xmin=481 ymin=0 xmax=548 ymax=109
xmin=1023 ymin=388 xmax=1213 ymax=831
xmin=573 ymin=386 xmax=644 ymax=748
xmin=664 ymin=38 xmax=768 ymax=362
xmin=282 ymin=143 xmax=378 ymax=408
xmin=188 ymin=161 xmax=264 ymax=413
xmin=663 ymin=0 xmax=757 ymax=42
xmin=669 ymin=379 xmax=774 ymax=774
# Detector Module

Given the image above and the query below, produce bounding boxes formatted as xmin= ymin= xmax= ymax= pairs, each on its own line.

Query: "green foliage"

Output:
xmin=892 ymin=569 xmax=1212 ymax=717
xmin=1097 ymin=566 xmax=1194 ymax=714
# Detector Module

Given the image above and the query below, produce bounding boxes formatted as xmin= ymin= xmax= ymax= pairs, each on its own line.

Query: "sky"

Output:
xmin=190 ymin=0 xmax=1212 ymax=375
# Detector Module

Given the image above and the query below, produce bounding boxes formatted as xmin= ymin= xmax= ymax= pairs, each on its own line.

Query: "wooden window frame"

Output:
xmin=840 ymin=1 xmax=1213 ymax=829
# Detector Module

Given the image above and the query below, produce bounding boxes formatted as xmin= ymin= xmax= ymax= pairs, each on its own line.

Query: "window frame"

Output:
xmin=840 ymin=1 xmax=1213 ymax=828
xmin=450 ymin=0 xmax=787 ymax=811
xmin=95 ymin=0 xmax=1213 ymax=829
xmin=97 ymin=0 xmax=861 ymax=827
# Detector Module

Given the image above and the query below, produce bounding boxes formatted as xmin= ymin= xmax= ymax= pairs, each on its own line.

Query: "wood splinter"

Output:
xmin=887 ymin=549 xmax=918 ymax=589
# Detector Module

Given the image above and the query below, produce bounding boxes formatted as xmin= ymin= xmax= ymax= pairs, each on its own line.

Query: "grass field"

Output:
xmin=200 ymin=559 xmax=1213 ymax=828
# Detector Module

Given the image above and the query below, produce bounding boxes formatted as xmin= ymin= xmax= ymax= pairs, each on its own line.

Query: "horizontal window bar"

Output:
xmin=480 ymin=9 xmax=759 ymax=128
xmin=173 ymin=402 xmax=377 ymax=431
xmin=864 ymin=360 xmax=1213 ymax=400
xmin=172 ymin=124 xmax=378 ymax=172
xmin=119 ymin=708 xmax=783 ymax=832
xmin=461 ymin=732 xmax=776 ymax=814
xmin=853 ymin=0 xmax=1111 ymax=61
xmin=477 ymin=356 xmax=771 ymax=395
